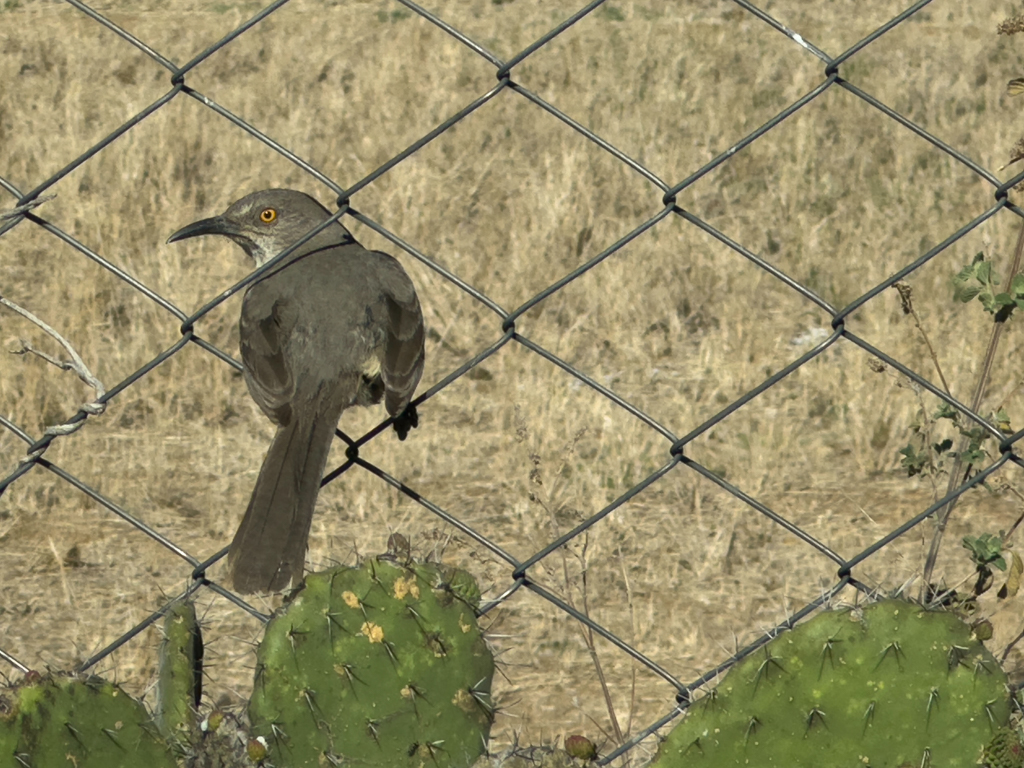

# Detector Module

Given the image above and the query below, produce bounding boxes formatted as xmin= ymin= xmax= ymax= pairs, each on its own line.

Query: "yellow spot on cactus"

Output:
xmin=459 ymin=614 xmax=471 ymax=633
xmin=452 ymin=688 xmax=474 ymax=712
xmin=393 ymin=576 xmax=418 ymax=599
xmin=342 ymin=591 xmax=360 ymax=609
xmin=394 ymin=578 xmax=409 ymax=599
xmin=401 ymin=685 xmax=414 ymax=699
xmin=361 ymin=622 xmax=384 ymax=643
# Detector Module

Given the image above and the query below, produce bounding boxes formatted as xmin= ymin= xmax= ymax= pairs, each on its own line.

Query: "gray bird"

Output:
xmin=168 ymin=189 xmax=425 ymax=593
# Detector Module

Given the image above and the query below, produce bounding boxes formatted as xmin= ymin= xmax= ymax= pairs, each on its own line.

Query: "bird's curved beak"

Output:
xmin=166 ymin=215 xmax=243 ymax=244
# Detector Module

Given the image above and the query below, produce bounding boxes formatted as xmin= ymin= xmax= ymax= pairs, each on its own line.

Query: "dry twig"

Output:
xmin=1 ymin=294 xmax=106 ymax=461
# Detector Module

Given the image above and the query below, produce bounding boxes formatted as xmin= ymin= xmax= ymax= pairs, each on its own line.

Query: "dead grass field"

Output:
xmin=3 ymin=0 xmax=1024 ymax=758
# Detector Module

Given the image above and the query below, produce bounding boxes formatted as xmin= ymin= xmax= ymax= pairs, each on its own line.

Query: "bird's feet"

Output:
xmin=392 ymin=404 xmax=419 ymax=441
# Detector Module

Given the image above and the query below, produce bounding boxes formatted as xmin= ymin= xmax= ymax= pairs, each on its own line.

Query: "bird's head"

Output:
xmin=167 ymin=189 xmax=353 ymax=266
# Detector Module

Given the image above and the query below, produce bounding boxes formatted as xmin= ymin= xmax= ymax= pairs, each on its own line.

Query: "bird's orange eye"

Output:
xmin=259 ymin=208 xmax=277 ymax=223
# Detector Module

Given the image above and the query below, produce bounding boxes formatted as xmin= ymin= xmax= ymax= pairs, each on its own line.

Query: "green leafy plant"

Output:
xmin=963 ymin=532 xmax=1009 ymax=572
xmin=961 ymin=532 xmax=1024 ymax=602
xmin=892 ymin=252 xmax=1024 ymax=596
xmin=898 ymin=401 xmax=1004 ymax=481
xmin=953 ymin=253 xmax=1024 ymax=321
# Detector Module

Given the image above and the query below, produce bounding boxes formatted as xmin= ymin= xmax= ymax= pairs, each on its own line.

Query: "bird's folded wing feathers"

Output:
xmin=375 ymin=253 xmax=426 ymax=416
xmin=239 ymin=296 xmax=298 ymax=424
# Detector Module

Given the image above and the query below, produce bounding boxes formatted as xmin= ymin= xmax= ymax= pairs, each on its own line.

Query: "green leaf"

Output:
xmin=954 ymin=285 xmax=981 ymax=303
xmin=976 ymin=260 xmax=992 ymax=284
xmin=995 ymin=292 xmax=1016 ymax=307
xmin=1011 ymin=273 xmax=1024 ymax=294
xmin=899 ymin=444 xmax=927 ymax=476
xmin=959 ymin=447 xmax=987 ymax=464
xmin=955 ymin=264 xmax=975 ymax=282
xmin=962 ymin=533 xmax=1005 ymax=567
xmin=962 ymin=426 xmax=989 ymax=443
xmin=995 ymin=408 xmax=1014 ymax=434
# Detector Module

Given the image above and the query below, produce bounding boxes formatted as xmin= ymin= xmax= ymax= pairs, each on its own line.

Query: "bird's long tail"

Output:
xmin=227 ymin=393 xmax=345 ymax=593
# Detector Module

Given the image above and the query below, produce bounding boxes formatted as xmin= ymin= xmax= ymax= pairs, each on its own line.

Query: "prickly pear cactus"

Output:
xmin=985 ymin=726 xmax=1024 ymax=768
xmin=249 ymin=559 xmax=494 ymax=768
xmin=155 ymin=597 xmax=203 ymax=749
xmin=654 ymin=599 xmax=1011 ymax=768
xmin=0 ymin=672 xmax=176 ymax=768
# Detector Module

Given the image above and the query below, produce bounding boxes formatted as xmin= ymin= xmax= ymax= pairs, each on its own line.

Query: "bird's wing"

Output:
xmin=239 ymin=290 xmax=297 ymax=425
xmin=373 ymin=252 xmax=425 ymax=416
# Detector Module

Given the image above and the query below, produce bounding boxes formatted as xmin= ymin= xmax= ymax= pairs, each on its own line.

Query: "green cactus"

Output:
xmin=0 ymin=672 xmax=176 ymax=768
xmin=985 ymin=726 xmax=1024 ymax=768
xmin=249 ymin=558 xmax=494 ymax=768
xmin=654 ymin=599 xmax=1011 ymax=768
xmin=0 ymin=708 xmax=16 ymax=763
xmin=155 ymin=597 xmax=203 ymax=749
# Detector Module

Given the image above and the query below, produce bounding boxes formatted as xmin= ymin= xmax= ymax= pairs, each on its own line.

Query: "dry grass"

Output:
xmin=3 ymin=0 xmax=1024 ymax=757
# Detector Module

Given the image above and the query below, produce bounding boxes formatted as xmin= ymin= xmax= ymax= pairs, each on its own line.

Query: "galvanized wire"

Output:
xmin=1 ymin=0 xmax=1023 ymax=760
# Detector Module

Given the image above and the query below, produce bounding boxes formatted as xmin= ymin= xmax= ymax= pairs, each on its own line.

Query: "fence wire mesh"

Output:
xmin=2 ymin=0 xmax=1024 ymax=760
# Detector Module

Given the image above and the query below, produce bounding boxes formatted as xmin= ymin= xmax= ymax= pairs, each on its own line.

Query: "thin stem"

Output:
xmin=1001 ymin=624 xmax=1024 ymax=664
xmin=894 ymin=281 xmax=952 ymax=395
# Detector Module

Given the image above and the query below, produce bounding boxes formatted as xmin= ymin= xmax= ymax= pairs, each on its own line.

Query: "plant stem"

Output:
xmin=895 ymin=281 xmax=951 ymax=395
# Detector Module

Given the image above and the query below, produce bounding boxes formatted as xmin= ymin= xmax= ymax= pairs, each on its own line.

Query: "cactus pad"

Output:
xmin=155 ymin=596 xmax=203 ymax=748
xmin=0 ymin=672 xmax=176 ymax=768
xmin=654 ymin=599 xmax=1011 ymax=767
xmin=249 ymin=559 xmax=494 ymax=768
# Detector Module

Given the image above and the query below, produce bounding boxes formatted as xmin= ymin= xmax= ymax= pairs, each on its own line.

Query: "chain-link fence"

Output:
xmin=2 ymin=0 xmax=1024 ymax=760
